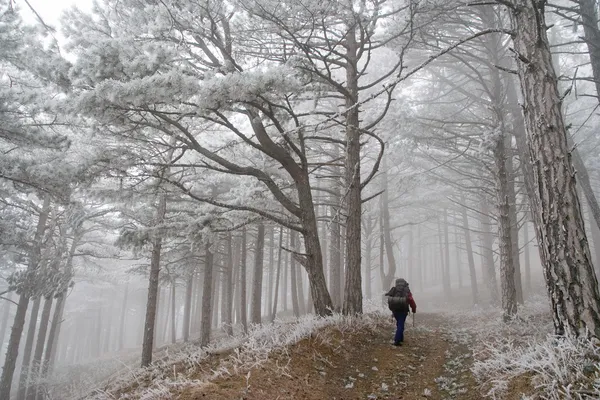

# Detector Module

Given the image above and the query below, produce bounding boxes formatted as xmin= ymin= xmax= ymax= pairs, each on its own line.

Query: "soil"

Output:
xmin=174 ymin=313 xmax=505 ymax=400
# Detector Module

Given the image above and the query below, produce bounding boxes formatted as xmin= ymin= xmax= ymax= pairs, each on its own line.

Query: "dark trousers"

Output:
xmin=392 ymin=311 xmax=409 ymax=343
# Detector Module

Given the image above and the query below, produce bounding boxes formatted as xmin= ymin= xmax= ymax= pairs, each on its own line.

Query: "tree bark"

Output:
xmin=239 ymin=228 xmax=248 ymax=333
xmin=17 ymin=297 xmax=41 ymax=400
xmin=170 ymin=282 xmax=177 ymax=344
xmin=442 ymin=209 xmax=452 ymax=296
xmin=510 ymin=0 xmax=600 ymax=336
xmin=267 ymin=227 xmax=275 ymax=319
xmin=0 ymin=196 xmax=50 ymax=400
xmin=329 ymin=163 xmax=342 ymax=310
xmin=200 ymin=242 xmax=214 ymax=347
xmin=223 ymin=232 xmax=234 ymax=336
xmin=251 ymin=223 xmax=265 ymax=324
xmin=271 ymin=227 xmax=284 ymax=321
xmin=459 ymin=198 xmax=479 ymax=304
xmin=290 ymin=230 xmax=300 ymax=318
xmin=342 ymin=22 xmax=362 ymax=315
xmin=479 ymin=198 xmax=500 ymax=305
xmin=183 ymin=267 xmax=194 ymax=342
xmin=140 ymin=194 xmax=167 ymax=367
xmin=29 ymin=296 xmax=53 ymax=400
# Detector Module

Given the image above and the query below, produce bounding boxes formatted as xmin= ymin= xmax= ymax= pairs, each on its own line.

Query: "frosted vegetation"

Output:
xmin=2 ymin=0 xmax=600 ymax=399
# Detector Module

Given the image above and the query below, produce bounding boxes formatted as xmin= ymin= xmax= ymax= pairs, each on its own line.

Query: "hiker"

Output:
xmin=384 ymin=278 xmax=417 ymax=346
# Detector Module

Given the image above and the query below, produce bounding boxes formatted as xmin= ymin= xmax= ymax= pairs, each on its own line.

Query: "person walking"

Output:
xmin=384 ymin=278 xmax=417 ymax=346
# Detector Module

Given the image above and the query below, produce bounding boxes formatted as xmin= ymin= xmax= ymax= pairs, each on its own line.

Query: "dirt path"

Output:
xmin=177 ymin=313 xmax=482 ymax=400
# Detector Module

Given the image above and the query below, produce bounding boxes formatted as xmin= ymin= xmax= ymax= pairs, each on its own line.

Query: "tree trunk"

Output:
xmin=0 ymin=196 xmax=50 ymax=400
xmin=0 ymin=292 xmax=13 ymax=354
xmin=267 ymin=227 xmax=275 ymax=319
xmin=29 ymin=296 xmax=53 ymax=400
xmin=342 ymin=23 xmax=362 ymax=315
xmin=479 ymin=198 xmax=499 ymax=305
xmin=117 ymin=284 xmax=129 ymax=351
xmin=459 ymin=198 xmax=479 ymax=304
xmin=442 ymin=209 xmax=452 ymax=296
xmin=239 ymin=228 xmax=248 ymax=333
xmin=223 ymin=233 xmax=234 ymax=336
xmin=505 ymin=134 xmax=524 ymax=304
xmin=200 ymin=242 xmax=214 ymax=347
xmin=493 ymin=128 xmax=518 ymax=319
xmin=271 ymin=227 xmax=284 ymax=321
xmin=380 ymin=167 xmax=397 ymax=292
xmin=329 ymin=166 xmax=342 ymax=310
xmin=364 ymin=214 xmax=374 ymax=300
xmin=170 ymin=282 xmax=176 ymax=344
xmin=183 ymin=267 xmax=194 ymax=342
xmin=140 ymin=194 xmax=167 ymax=367
xmin=17 ymin=296 xmax=41 ymax=400
xmin=251 ymin=223 xmax=265 ymax=324
xmin=510 ymin=0 xmax=600 ymax=336
xmin=290 ymin=230 xmax=300 ymax=318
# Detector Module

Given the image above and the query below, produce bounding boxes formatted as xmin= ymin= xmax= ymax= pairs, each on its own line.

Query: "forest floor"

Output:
xmin=171 ymin=313 xmax=531 ymax=400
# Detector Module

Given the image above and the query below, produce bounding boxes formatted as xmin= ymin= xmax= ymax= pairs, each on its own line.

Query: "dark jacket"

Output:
xmin=385 ymin=280 xmax=417 ymax=313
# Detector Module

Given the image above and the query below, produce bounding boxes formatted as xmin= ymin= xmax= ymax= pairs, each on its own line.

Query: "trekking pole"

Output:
xmin=412 ymin=312 xmax=415 ymax=328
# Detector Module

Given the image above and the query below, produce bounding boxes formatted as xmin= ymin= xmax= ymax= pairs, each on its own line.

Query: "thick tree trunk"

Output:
xmin=510 ymin=0 xmax=600 ymax=336
xmin=271 ymin=227 xmax=284 ymax=321
xmin=200 ymin=242 xmax=214 ymax=346
xmin=342 ymin=24 xmax=362 ymax=315
xmin=493 ymin=129 xmax=518 ymax=319
xmin=251 ymin=223 xmax=265 ymax=324
xmin=140 ymin=194 xmax=167 ymax=367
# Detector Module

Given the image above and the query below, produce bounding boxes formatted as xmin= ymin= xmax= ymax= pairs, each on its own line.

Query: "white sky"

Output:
xmin=20 ymin=0 xmax=92 ymax=26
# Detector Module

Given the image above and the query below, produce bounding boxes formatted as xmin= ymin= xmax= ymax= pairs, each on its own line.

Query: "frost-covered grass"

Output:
xmin=443 ymin=294 xmax=600 ymax=399
xmin=74 ymin=304 xmax=390 ymax=400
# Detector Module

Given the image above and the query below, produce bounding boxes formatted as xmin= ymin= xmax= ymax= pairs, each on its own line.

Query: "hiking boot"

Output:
xmin=393 ymin=341 xmax=402 ymax=346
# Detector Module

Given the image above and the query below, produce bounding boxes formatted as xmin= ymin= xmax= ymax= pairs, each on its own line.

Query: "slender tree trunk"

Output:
xmin=200 ymin=242 xmax=214 ymax=346
xmin=0 ymin=196 xmax=50 ymax=400
xmin=239 ymin=228 xmax=248 ymax=333
xmin=459 ymin=198 xmax=479 ymax=304
xmin=523 ymin=218 xmax=532 ymax=291
xmin=480 ymin=199 xmax=499 ymax=305
xmin=290 ymin=230 xmax=300 ymax=318
xmin=140 ymin=194 xmax=167 ymax=367
xmin=17 ymin=297 xmax=41 ymax=400
xmin=29 ymin=296 xmax=53 ymax=400
xmin=118 ymin=285 xmax=129 ymax=351
xmin=251 ymin=223 xmax=265 ymax=324
xmin=267 ymin=227 xmax=275 ymax=319
xmin=506 ymin=134 xmax=524 ymax=304
xmin=271 ymin=227 xmax=284 ymax=321
xmin=329 ymin=167 xmax=342 ymax=310
xmin=442 ymin=209 xmax=452 ymax=296
xmin=183 ymin=268 xmax=193 ymax=342
xmin=0 ymin=292 xmax=13 ymax=352
xmin=364 ymin=215 xmax=374 ymax=300
xmin=170 ymin=282 xmax=176 ymax=344
xmin=380 ymin=168 xmax=397 ymax=291
xmin=510 ymin=0 xmax=600 ymax=336
xmin=283 ymin=231 xmax=289 ymax=312
xmin=221 ymin=233 xmax=234 ymax=336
